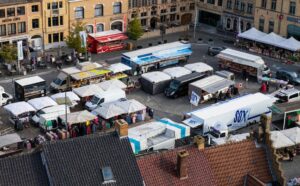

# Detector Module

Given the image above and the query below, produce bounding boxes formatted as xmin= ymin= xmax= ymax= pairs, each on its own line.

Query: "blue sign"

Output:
xmin=233 ymin=109 xmax=250 ymax=124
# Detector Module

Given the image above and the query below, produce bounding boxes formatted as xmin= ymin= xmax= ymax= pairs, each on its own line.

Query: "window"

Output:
xmin=289 ymin=93 xmax=299 ymax=99
xmin=226 ymin=0 xmax=232 ymax=9
xmin=59 ymin=1 xmax=63 ymax=8
xmin=95 ymin=4 xmax=103 ymax=17
xmin=48 ymin=34 xmax=52 ymax=43
xmin=217 ymin=0 xmax=222 ymax=6
xmin=113 ymin=2 xmax=122 ymax=14
xmin=75 ymin=7 xmax=84 ymax=19
xmin=247 ymin=3 xmax=253 ymax=14
xmin=60 ymin=16 xmax=63 ymax=25
xmin=52 ymin=2 xmax=58 ymax=9
xmin=268 ymin=21 xmax=274 ymax=33
xmin=161 ymin=0 xmax=167 ymax=3
xmin=7 ymin=8 xmax=15 ymax=17
xmin=141 ymin=12 xmax=147 ymax=17
xmin=0 ymin=25 xmax=6 ymax=36
xmin=207 ymin=0 xmax=215 ymax=4
xmin=160 ymin=15 xmax=166 ymax=22
xmin=271 ymin=0 xmax=276 ymax=10
xmin=52 ymin=17 xmax=59 ymax=26
xmin=161 ymin=9 xmax=167 ymax=13
xmin=7 ymin=23 xmax=16 ymax=35
xmin=17 ymin=6 xmax=25 ymax=15
xmin=234 ymin=0 xmax=240 ymax=9
xmin=170 ymin=6 xmax=176 ymax=12
xmin=289 ymin=1 xmax=296 ymax=15
xmin=53 ymin=33 xmax=59 ymax=42
xmin=96 ymin=23 xmax=104 ymax=32
xmin=190 ymin=3 xmax=195 ymax=10
xmin=32 ymin=5 xmax=39 ymax=12
xmin=32 ymin=19 xmax=39 ymax=28
xmin=47 ymin=3 xmax=51 ymax=9
xmin=86 ymin=25 xmax=93 ymax=33
xmin=48 ymin=17 xmax=51 ymax=27
xmin=60 ymin=32 xmax=64 ymax=41
xmin=0 ymin=9 xmax=5 ymax=18
xmin=141 ymin=19 xmax=147 ymax=26
xmin=180 ymin=7 xmax=186 ymax=11
xmin=170 ymin=14 xmax=176 ymax=21
xmin=261 ymin=0 xmax=267 ymax=8
xmin=18 ymin=22 xmax=26 ymax=33
xmin=259 ymin=18 xmax=264 ymax=31
xmin=151 ymin=11 xmax=156 ymax=15
xmin=240 ymin=2 xmax=245 ymax=11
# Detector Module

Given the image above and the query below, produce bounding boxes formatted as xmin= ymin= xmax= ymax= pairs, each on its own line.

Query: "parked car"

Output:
xmin=276 ymin=69 xmax=300 ymax=85
xmin=207 ymin=46 xmax=226 ymax=56
xmin=272 ymin=88 xmax=300 ymax=103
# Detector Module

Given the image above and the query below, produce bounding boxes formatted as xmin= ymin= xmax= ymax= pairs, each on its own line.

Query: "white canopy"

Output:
xmin=238 ymin=27 xmax=267 ymax=41
xmin=97 ymin=79 xmax=127 ymax=90
xmin=15 ymin=76 xmax=45 ymax=86
xmin=107 ymin=63 xmax=131 ymax=73
xmin=115 ymin=99 xmax=146 ymax=113
xmin=59 ymin=110 xmax=96 ymax=125
xmin=27 ymin=96 xmax=58 ymax=110
xmin=184 ymin=62 xmax=213 ymax=73
xmin=92 ymin=102 xmax=125 ymax=119
xmin=256 ymin=32 xmax=286 ymax=47
xmin=281 ymin=127 xmax=300 ymax=144
xmin=277 ymin=37 xmax=300 ymax=51
xmin=270 ymin=131 xmax=295 ymax=149
xmin=51 ymin=91 xmax=80 ymax=102
xmin=162 ymin=67 xmax=192 ymax=78
xmin=73 ymin=84 xmax=104 ymax=98
xmin=0 ymin=133 xmax=22 ymax=148
xmin=4 ymin=101 xmax=36 ymax=116
xmin=141 ymin=71 xmax=171 ymax=83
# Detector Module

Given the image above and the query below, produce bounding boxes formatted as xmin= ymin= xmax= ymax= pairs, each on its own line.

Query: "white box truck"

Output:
xmin=183 ymin=93 xmax=274 ymax=144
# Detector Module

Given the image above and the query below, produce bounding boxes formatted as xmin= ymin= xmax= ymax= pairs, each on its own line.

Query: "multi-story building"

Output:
xmin=254 ymin=0 xmax=300 ymax=39
xmin=196 ymin=0 xmax=223 ymax=27
xmin=222 ymin=0 xmax=254 ymax=32
xmin=128 ymin=0 xmax=195 ymax=29
xmin=68 ymin=0 xmax=128 ymax=34
xmin=27 ymin=0 xmax=43 ymax=50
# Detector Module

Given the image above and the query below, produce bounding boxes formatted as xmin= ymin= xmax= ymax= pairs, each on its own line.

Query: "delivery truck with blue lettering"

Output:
xmin=182 ymin=93 xmax=274 ymax=144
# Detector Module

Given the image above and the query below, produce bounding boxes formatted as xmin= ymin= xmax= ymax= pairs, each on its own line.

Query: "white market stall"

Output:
xmin=184 ymin=62 xmax=213 ymax=74
xmin=140 ymin=71 xmax=172 ymax=95
xmin=107 ymin=63 xmax=132 ymax=80
xmin=270 ymin=131 xmax=295 ymax=149
xmin=73 ymin=84 xmax=104 ymax=100
xmin=98 ymin=79 xmax=127 ymax=91
xmin=0 ymin=133 xmax=22 ymax=149
xmin=162 ymin=66 xmax=192 ymax=79
xmin=92 ymin=102 xmax=126 ymax=120
xmin=51 ymin=91 xmax=80 ymax=108
xmin=280 ymin=127 xmax=300 ymax=145
xmin=27 ymin=96 xmax=58 ymax=111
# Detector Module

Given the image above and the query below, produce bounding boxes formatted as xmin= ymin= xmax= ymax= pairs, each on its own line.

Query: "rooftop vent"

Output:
xmin=101 ymin=166 xmax=116 ymax=184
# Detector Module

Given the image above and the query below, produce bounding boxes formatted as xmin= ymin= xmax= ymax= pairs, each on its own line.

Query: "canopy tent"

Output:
xmin=191 ymin=75 xmax=234 ymax=94
xmin=73 ymin=84 xmax=104 ymax=98
xmin=59 ymin=110 xmax=96 ymax=125
xmin=256 ymin=32 xmax=286 ymax=47
xmin=281 ymin=127 xmax=300 ymax=144
xmin=4 ymin=101 xmax=36 ymax=116
xmin=51 ymin=92 xmax=80 ymax=102
xmin=107 ymin=63 xmax=132 ymax=74
xmin=277 ymin=37 xmax=300 ymax=51
xmin=270 ymin=131 xmax=295 ymax=149
xmin=237 ymin=27 xmax=267 ymax=41
xmin=27 ymin=96 xmax=58 ymax=110
xmin=92 ymin=102 xmax=125 ymax=119
xmin=162 ymin=67 xmax=191 ymax=78
xmin=97 ymin=79 xmax=127 ymax=91
xmin=0 ymin=133 xmax=22 ymax=148
xmin=184 ymin=62 xmax=213 ymax=73
xmin=115 ymin=99 xmax=146 ymax=114
xmin=141 ymin=71 xmax=171 ymax=83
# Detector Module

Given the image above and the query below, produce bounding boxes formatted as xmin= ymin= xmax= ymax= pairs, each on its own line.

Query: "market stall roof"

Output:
xmin=270 ymin=100 xmax=300 ymax=114
xmin=277 ymin=37 xmax=300 ymax=51
xmin=4 ymin=101 xmax=36 ymax=116
xmin=97 ymin=79 xmax=127 ymax=90
xmin=59 ymin=110 xmax=96 ymax=125
xmin=237 ymin=27 xmax=267 ymax=41
xmin=0 ymin=133 xmax=22 ymax=148
xmin=71 ymin=69 xmax=111 ymax=80
xmin=191 ymin=75 xmax=234 ymax=94
xmin=61 ymin=67 xmax=81 ymax=75
xmin=92 ymin=102 xmax=125 ymax=119
xmin=256 ymin=32 xmax=286 ymax=47
xmin=15 ymin=76 xmax=45 ymax=86
xmin=73 ymin=84 xmax=104 ymax=98
xmin=162 ymin=67 xmax=192 ymax=78
xmin=51 ymin=91 xmax=80 ymax=102
xmin=212 ymin=133 xmax=250 ymax=145
xmin=107 ymin=63 xmax=132 ymax=73
xmin=270 ymin=131 xmax=295 ymax=149
xmin=115 ymin=99 xmax=146 ymax=114
xmin=184 ymin=62 xmax=213 ymax=73
xmin=281 ymin=127 xmax=300 ymax=144
xmin=141 ymin=71 xmax=171 ymax=83
xmin=88 ymin=30 xmax=128 ymax=43
xmin=27 ymin=96 xmax=58 ymax=110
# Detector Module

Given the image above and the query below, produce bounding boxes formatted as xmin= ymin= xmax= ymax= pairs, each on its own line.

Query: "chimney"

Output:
xmin=177 ymin=150 xmax=189 ymax=180
xmin=260 ymin=114 xmax=271 ymax=133
xmin=115 ymin=119 xmax=128 ymax=137
xmin=194 ymin=135 xmax=205 ymax=150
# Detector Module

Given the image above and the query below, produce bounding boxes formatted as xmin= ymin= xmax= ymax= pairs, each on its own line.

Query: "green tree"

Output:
xmin=65 ymin=22 xmax=86 ymax=53
xmin=127 ymin=18 xmax=144 ymax=40
xmin=0 ymin=44 xmax=17 ymax=64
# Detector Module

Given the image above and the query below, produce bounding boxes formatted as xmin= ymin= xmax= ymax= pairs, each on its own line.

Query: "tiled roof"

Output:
xmin=137 ymin=140 xmax=273 ymax=186
xmin=0 ymin=152 xmax=49 ymax=186
xmin=137 ymin=146 xmax=216 ymax=186
xmin=42 ymin=133 xmax=144 ymax=186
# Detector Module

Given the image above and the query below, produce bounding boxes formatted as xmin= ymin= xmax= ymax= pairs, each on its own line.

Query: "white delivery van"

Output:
xmin=183 ymin=93 xmax=274 ymax=144
xmin=0 ymin=86 xmax=13 ymax=106
xmin=85 ymin=88 xmax=126 ymax=111
xmin=271 ymin=88 xmax=300 ymax=103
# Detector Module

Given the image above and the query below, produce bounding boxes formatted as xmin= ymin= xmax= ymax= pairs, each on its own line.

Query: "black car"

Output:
xmin=207 ymin=46 xmax=226 ymax=56
xmin=276 ymin=69 xmax=300 ymax=85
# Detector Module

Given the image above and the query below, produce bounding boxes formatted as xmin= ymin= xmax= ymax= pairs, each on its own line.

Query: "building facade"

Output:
xmin=27 ymin=0 xmax=43 ymax=50
xmin=254 ymin=0 xmax=300 ymax=39
xmin=197 ymin=0 xmax=223 ymax=27
xmin=222 ymin=0 xmax=254 ymax=32
xmin=128 ymin=0 xmax=195 ymax=29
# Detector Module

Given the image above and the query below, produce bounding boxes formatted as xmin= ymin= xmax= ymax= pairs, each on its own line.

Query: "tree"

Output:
xmin=65 ymin=22 xmax=86 ymax=53
xmin=0 ymin=44 xmax=17 ymax=64
xmin=127 ymin=18 xmax=144 ymax=40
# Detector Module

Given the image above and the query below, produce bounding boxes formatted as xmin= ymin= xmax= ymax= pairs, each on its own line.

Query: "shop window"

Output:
xmin=32 ymin=19 xmax=39 ymax=29
xmin=113 ymin=2 xmax=122 ymax=14
xmin=17 ymin=6 xmax=25 ymax=15
xmin=53 ymin=33 xmax=59 ymax=42
xmin=96 ymin=23 xmax=104 ymax=32
xmin=7 ymin=23 xmax=16 ymax=35
xmin=7 ymin=8 xmax=15 ymax=17
xmin=32 ymin=5 xmax=39 ymax=12
xmin=86 ymin=25 xmax=94 ymax=33
xmin=60 ymin=32 xmax=64 ymax=41
xmin=0 ymin=9 xmax=5 ymax=18
xmin=95 ymin=4 xmax=103 ymax=17
xmin=75 ymin=7 xmax=84 ymax=19
xmin=18 ymin=22 xmax=26 ymax=33
xmin=0 ymin=25 xmax=6 ymax=36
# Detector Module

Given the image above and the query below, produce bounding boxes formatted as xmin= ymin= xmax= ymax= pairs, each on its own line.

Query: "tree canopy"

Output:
xmin=0 ymin=44 xmax=17 ymax=64
xmin=127 ymin=18 xmax=144 ymax=40
xmin=65 ymin=22 xmax=86 ymax=53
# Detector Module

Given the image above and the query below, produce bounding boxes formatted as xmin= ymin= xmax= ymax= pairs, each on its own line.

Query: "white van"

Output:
xmin=32 ymin=105 xmax=70 ymax=125
xmin=85 ymin=88 xmax=126 ymax=111
xmin=273 ymin=88 xmax=300 ymax=103
xmin=39 ymin=109 xmax=70 ymax=131
xmin=0 ymin=86 xmax=13 ymax=106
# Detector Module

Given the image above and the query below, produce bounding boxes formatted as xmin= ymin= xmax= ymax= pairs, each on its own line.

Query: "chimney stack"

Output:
xmin=115 ymin=119 xmax=128 ymax=137
xmin=177 ymin=150 xmax=189 ymax=180
xmin=194 ymin=135 xmax=205 ymax=150
xmin=261 ymin=114 xmax=271 ymax=133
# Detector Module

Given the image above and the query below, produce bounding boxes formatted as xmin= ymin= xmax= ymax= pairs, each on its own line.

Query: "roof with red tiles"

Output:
xmin=137 ymin=140 xmax=273 ymax=186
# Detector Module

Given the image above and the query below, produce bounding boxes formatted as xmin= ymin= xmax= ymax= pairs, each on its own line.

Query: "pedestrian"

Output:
xmin=261 ymin=82 xmax=267 ymax=93
xmin=266 ymin=81 xmax=270 ymax=92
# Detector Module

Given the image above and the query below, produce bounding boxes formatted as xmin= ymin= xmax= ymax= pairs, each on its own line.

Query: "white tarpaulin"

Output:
xmin=107 ymin=63 xmax=131 ymax=73
xmin=238 ymin=27 xmax=267 ymax=41
xmin=281 ymin=127 xmax=300 ymax=144
xmin=27 ymin=96 xmax=58 ymax=110
xmin=97 ymin=79 xmax=127 ymax=90
xmin=256 ymin=32 xmax=286 ymax=47
xmin=92 ymin=102 xmax=125 ymax=119
xmin=59 ymin=110 xmax=96 ymax=125
xmin=270 ymin=131 xmax=295 ymax=149
xmin=162 ymin=67 xmax=191 ymax=78
xmin=51 ymin=92 xmax=80 ymax=102
xmin=4 ymin=101 xmax=36 ymax=116
xmin=115 ymin=99 xmax=146 ymax=113
xmin=0 ymin=133 xmax=22 ymax=148
xmin=184 ymin=62 xmax=213 ymax=73
xmin=277 ymin=37 xmax=300 ymax=52
xmin=73 ymin=84 xmax=104 ymax=98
